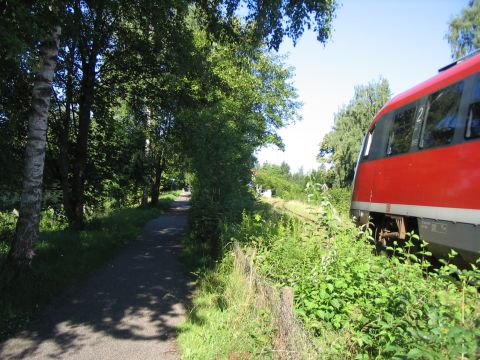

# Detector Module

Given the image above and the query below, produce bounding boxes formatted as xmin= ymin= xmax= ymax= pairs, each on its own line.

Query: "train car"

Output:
xmin=351 ymin=52 xmax=480 ymax=263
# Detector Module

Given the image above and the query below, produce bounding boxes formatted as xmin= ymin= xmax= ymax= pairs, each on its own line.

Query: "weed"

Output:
xmin=178 ymin=253 xmax=275 ymax=359
xmin=181 ymin=182 xmax=480 ymax=358
xmin=226 ymin=191 xmax=480 ymax=358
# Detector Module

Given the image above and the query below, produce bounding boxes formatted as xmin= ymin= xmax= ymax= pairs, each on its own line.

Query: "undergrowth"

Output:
xmin=226 ymin=189 xmax=480 ymax=359
xmin=178 ymin=252 xmax=275 ymax=359
xmin=0 ymin=191 xmax=179 ymax=340
xmin=180 ymin=184 xmax=479 ymax=358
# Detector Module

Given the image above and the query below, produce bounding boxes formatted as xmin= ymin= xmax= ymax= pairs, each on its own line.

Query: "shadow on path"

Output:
xmin=0 ymin=194 xmax=193 ymax=360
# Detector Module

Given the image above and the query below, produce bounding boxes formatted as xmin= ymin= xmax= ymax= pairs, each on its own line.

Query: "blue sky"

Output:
xmin=257 ymin=0 xmax=469 ymax=172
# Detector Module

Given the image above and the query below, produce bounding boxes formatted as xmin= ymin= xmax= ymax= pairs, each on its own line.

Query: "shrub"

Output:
xmin=325 ymin=186 xmax=351 ymax=215
xmin=226 ymin=194 xmax=480 ymax=358
xmin=0 ymin=210 xmax=18 ymax=258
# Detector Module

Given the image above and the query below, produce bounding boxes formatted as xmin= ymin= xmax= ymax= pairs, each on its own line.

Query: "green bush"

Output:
xmin=0 ymin=210 xmax=18 ymax=258
xmin=325 ymin=186 xmax=351 ymax=215
xmin=1 ymin=206 xmax=77 ymax=259
xmin=226 ymin=195 xmax=480 ymax=358
xmin=254 ymin=163 xmax=306 ymax=201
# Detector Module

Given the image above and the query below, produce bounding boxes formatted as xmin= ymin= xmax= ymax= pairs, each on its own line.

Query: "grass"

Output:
xmin=0 ymin=191 xmax=179 ymax=340
xmin=237 ymin=196 xmax=480 ymax=358
xmin=177 ymin=253 xmax=275 ymax=359
xmin=162 ymin=183 xmax=480 ymax=358
xmin=181 ymin=188 xmax=480 ymax=359
xmin=261 ymin=196 xmax=319 ymax=221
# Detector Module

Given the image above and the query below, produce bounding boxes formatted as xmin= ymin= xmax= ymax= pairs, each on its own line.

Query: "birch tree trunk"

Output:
xmin=8 ymin=26 xmax=61 ymax=268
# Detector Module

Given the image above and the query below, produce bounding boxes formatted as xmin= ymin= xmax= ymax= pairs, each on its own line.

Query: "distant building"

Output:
xmin=262 ymin=189 xmax=272 ymax=198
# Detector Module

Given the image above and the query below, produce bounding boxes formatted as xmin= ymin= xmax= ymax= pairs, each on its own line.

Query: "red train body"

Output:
xmin=351 ymin=53 xmax=480 ymax=263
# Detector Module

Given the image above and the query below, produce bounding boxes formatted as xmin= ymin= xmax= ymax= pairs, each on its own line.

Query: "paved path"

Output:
xmin=0 ymin=193 xmax=193 ymax=359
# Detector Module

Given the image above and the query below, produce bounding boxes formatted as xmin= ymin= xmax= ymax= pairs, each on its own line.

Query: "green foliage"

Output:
xmin=0 ymin=211 xmax=18 ymax=256
xmin=447 ymin=0 xmax=480 ymax=59
xmin=249 ymin=0 xmax=338 ymax=51
xmin=224 ymin=193 xmax=480 ymax=358
xmin=1 ymin=0 xmax=338 ymax=258
xmin=254 ymin=162 xmax=306 ymax=200
xmin=182 ymin=23 xmax=301 ymax=256
xmin=254 ymin=164 xmax=352 ymax=216
xmin=322 ymin=186 xmax=351 ymax=215
xmin=0 ymin=203 xmax=68 ymax=259
xmin=196 ymin=0 xmax=337 ymax=51
xmin=178 ymin=255 xmax=275 ymax=359
xmin=319 ymin=78 xmax=391 ymax=187
xmin=0 ymin=0 xmax=34 ymax=191
xmin=0 ymin=192 xmax=179 ymax=340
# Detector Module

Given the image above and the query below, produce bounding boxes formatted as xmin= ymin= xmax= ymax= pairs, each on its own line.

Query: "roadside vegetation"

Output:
xmin=0 ymin=0 xmax=337 ymax=343
xmin=0 ymin=191 xmax=179 ymax=340
xmin=1 ymin=0 xmax=338 ymax=281
xmin=178 ymin=253 xmax=275 ymax=359
xmin=180 ymin=60 xmax=480 ymax=356
xmin=253 ymin=191 xmax=479 ymax=358
xmin=180 ymin=186 xmax=480 ymax=359
xmin=254 ymin=161 xmax=352 ymax=216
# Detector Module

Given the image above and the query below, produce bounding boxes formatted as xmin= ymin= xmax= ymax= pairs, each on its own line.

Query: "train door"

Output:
xmin=351 ymin=123 xmax=380 ymax=225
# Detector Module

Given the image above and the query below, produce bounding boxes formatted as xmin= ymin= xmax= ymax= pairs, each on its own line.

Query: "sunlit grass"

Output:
xmin=247 ymin=198 xmax=480 ymax=358
xmin=183 ymin=192 xmax=480 ymax=358
xmin=178 ymin=255 xmax=275 ymax=359
xmin=260 ymin=196 xmax=319 ymax=221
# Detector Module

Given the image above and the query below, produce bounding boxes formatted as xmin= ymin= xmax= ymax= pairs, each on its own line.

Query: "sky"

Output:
xmin=256 ymin=0 xmax=469 ymax=173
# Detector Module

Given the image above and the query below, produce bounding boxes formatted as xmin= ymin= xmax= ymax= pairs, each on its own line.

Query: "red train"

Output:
xmin=351 ymin=52 xmax=480 ymax=263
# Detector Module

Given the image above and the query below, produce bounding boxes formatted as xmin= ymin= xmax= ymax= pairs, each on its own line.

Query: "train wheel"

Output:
xmin=372 ymin=215 xmax=408 ymax=251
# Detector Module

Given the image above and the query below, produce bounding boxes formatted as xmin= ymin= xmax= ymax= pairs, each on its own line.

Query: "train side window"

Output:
xmin=466 ymin=101 xmax=480 ymax=139
xmin=386 ymin=107 xmax=416 ymax=155
xmin=363 ymin=127 xmax=374 ymax=157
xmin=420 ymin=81 xmax=464 ymax=149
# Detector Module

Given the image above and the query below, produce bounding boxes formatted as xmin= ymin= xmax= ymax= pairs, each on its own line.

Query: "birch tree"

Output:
xmin=7 ymin=26 xmax=61 ymax=268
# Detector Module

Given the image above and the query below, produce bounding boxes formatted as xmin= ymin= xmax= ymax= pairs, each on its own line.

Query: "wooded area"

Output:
xmin=0 ymin=0 xmax=338 ymax=274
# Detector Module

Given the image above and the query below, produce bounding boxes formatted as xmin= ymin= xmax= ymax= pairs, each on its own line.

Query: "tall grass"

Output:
xmin=178 ymin=254 xmax=275 ymax=359
xmin=0 ymin=191 xmax=179 ymax=340
xmin=180 ymin=185 xmax=479 ymax=358
xmin=229 ymin=192 xmax=480 ymax=358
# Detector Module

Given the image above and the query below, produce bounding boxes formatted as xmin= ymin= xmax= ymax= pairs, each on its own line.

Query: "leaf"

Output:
xmin=327 ymin=283 xmax=334 ymax=293
xmin=331 ymin=298 xmax=341 ymax=309
xmin=406 ymin=348 xmax=424 ymax=359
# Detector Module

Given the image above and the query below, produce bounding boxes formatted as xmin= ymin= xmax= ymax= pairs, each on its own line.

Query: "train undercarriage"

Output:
xmin=352 ymin=209 xmax=480 ymax=265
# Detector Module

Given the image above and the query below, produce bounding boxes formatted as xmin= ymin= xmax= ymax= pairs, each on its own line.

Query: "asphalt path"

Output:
xmin=0 ymin=193 xmax=193 ymax=359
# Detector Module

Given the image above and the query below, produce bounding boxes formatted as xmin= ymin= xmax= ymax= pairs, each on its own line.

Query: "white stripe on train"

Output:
xmin=351 ymin=201 xmax=480 ymax=225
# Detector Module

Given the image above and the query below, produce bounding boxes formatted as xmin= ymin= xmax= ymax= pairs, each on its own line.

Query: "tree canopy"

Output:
xmin=318 ymin=78 xmax=391 ymax=187
xmin=447 ymin=0 xmax=480 ymax=59
xmin=0 ymin=0 xmax=339 ymax=265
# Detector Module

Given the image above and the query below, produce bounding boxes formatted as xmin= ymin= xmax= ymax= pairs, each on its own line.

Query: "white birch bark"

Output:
xmin=10 ymin=26 xmax=61 ymax=267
